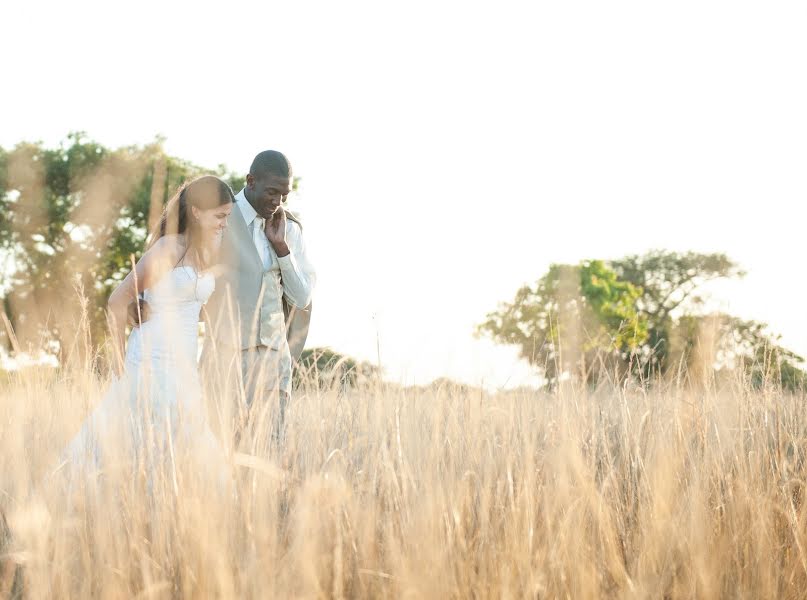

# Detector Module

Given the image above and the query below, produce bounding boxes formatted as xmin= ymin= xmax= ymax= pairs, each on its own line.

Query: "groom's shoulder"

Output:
xmin=285 ymin=210 xmax=304 ymax=233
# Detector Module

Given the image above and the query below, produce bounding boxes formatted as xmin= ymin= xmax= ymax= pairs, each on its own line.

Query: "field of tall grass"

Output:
xmin=2 ymin=361 xmax=807 ymax=598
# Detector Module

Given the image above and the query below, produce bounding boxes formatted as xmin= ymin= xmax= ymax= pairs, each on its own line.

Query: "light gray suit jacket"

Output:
xmin=204 ymin=196 xmax=312 ymax=363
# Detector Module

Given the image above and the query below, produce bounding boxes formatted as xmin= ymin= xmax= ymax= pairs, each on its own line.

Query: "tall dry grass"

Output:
xmin=2 ymin=353 xmax=807 ymax=599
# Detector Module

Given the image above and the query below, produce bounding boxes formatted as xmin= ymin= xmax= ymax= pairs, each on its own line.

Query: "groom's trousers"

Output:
xmin=202 ymin=342 xmax=291 ymax=452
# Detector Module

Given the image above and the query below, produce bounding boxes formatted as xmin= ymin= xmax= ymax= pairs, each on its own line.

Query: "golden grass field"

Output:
xmin=2 ymin=362 xmax=807 ymax=599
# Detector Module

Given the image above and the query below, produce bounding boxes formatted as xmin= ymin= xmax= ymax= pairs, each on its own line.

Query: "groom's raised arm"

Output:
xmin=264 ymin=208 xmax=315 ymax=309
xmin=277 ymin=220 xmax=315 ymax=309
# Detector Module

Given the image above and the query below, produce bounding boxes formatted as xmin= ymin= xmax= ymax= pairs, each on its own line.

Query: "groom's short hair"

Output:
xmin=250 ymin=150 xmax=292 ymax=179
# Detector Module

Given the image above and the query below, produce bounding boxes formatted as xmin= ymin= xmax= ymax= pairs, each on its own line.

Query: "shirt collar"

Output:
xmin=236 ymin=188 xmax=260 ymax=224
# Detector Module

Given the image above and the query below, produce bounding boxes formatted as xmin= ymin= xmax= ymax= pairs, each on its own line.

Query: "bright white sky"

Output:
xmin=2 ymin=1 xmax=806 ymax=388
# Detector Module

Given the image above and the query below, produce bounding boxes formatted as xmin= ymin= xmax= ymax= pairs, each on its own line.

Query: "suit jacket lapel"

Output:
xmin=228 ymin=199 xmax=263 ymax=272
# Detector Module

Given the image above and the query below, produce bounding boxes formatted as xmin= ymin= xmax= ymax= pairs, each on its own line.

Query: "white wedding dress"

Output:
xmin=58 ymin=266 xmax=225 ymax=483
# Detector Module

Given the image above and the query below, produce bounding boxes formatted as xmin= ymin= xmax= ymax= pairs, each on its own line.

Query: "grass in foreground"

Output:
xmin=1 ymin=366 xmax=807 ymax=599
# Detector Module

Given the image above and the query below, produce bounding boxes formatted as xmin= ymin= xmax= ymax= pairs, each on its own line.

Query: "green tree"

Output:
xmin=294 ymin=347 xmax=380 ymax=390
xmin=0 ymin=134 xmax=241 ymax=363
xmin=477 ymin=260 xmax=647 ymax=386
xmin=478 ymin=250 xmax=806 ymax=390
xmin=668 ymin=313 xmax=807 ymax=390
xmin=610 ymin=250 xmax=745 ymax=377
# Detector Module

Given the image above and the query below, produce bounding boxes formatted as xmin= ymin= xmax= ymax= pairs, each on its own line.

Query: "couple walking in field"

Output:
xmin=61 ymin=149 xmax=316 ymax=476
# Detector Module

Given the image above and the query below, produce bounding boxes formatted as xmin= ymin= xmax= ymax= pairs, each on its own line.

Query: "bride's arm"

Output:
xmin=106 ymin=236 xmax=181 ymax=372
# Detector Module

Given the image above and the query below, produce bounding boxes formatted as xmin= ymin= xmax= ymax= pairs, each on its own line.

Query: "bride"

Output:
xmin=56 ymin=175 xmax=234 ymax=484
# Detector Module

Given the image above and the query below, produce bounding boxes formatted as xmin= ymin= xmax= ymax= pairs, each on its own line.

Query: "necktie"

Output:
xmin=253 ymin=216 xmax=269 ymax=270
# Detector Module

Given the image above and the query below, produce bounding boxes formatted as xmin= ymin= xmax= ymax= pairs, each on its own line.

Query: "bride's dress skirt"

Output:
xmin=53 ymin=267 xmax=229 ymax=493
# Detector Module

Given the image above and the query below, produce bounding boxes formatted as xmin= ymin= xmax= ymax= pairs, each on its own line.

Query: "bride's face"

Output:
xmin=194 ymin=202 xmax=233 ymax=237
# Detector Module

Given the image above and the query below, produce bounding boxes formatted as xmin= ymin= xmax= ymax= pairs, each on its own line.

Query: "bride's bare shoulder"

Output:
xmin=143 ymin=235 xmax=185 ymax=271
xmin=144 ymin=234 xmax=186 ymax=262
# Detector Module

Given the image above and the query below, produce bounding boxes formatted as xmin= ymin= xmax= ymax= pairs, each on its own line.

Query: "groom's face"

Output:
xmin=246 ymin=172 xmax=292 ymax=219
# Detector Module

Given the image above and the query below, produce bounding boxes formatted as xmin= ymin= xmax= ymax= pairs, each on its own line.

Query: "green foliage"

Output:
xmin=294 ymin=347 xmax=379 ymax=390
xmin=579 ymin=260 xmax=648 ymax=352
xmin=479 ymin=250 xmax=805 ymax=391
xmin=215 ymin=164 xmax=246 ymax=196
xmin=0 ymin=134 xmax=240 ymax=360
xmin=610 ymin=250 xmax=745 ymax=376
xmin=477 ymin=261 xmax=647 ymax=385
xmin=714 ymin=315 xmax=805 ymax=391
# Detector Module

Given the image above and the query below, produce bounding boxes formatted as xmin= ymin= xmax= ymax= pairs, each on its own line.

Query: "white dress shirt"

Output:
xmin=235 ymin=189 xmax=316 ymax=308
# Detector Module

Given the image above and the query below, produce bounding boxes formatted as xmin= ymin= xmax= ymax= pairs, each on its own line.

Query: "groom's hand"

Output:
xmin=264 ymin=208 xmax=290 ymax=257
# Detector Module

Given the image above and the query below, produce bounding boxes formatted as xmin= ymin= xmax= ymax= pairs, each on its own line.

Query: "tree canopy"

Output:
xmin=0 ymin=133 xmax=244 ymax=363
xmin=294 ymin=347 xmax=380 ymax=390
xmin=478 ymin=251 xmax=805 ymax=391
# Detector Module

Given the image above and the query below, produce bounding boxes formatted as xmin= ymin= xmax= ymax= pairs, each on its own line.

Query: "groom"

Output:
xmin=203 ymin=150 xmax=315 ymax=446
